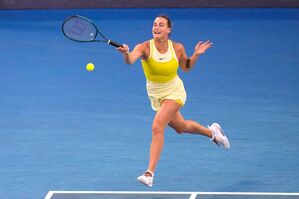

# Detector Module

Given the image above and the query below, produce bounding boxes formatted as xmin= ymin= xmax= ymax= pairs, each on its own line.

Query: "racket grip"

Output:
xmin=107 ymin=40 xmax=123 ymax=47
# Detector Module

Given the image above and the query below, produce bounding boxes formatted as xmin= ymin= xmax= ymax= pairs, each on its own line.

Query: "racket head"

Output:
xmin=62 ymin=15 xmax=106 ymax=43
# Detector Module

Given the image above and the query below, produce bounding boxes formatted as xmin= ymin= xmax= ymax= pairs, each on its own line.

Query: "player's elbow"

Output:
xmin=124 ymin=56 xmax=136 ymax=65
xmin=125 ymin=60 xmax=134 ymax=65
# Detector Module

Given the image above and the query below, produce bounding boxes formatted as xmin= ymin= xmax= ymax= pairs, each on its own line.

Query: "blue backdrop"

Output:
xmin=0 ymin=8 xmax=298 ymax=199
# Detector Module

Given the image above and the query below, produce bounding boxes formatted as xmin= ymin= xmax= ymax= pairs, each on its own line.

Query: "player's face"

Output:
xmin=152 ymin=17 xmax=171 ymax=40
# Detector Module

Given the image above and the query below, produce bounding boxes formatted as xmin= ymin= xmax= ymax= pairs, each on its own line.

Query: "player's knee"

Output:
xmin=152 ymin=122 xmax=164 ymax=135
xmin=175 ymin=128 xmax=184 ymax=134
xmin=175 ymin=127 xmax=185 ymax=134
xmin=173 ymin=123 xmax=186 ymax=134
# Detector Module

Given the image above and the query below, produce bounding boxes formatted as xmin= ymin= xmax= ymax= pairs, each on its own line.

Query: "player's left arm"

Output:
xmin=176 ymin=40 xmax=213 ymax=72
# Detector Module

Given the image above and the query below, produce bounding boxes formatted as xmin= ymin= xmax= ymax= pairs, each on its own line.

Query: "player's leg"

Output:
xmin=137 ymin=99 xmax=180 ymax=187
xmin=168 ymin=111 xmax=212 ymax=137
xmin=149 ymin=99 xmax=181 ymax=172
xmin=169 ymin=112 xmax=230 ymax=149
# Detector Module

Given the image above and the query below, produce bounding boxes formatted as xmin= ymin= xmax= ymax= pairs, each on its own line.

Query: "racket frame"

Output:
xmin=62 ymin=15 xmax=122 ymax=47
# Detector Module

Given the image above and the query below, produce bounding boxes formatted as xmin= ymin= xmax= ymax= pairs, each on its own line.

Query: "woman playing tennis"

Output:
xmin=117 ymin=15 xmax=230 ymax=187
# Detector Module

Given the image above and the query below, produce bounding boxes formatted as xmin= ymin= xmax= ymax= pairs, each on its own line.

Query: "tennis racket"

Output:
xmin=62 ymin=15 xmax=123 ymax=47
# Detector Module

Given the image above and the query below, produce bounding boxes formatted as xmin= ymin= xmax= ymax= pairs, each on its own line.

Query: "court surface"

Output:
xmin=0 ymin=8 xmax=298 ymax=199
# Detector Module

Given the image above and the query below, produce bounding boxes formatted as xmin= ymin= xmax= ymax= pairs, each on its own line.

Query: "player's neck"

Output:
xmin=154 ymin=38 xmax=168 ymax=53
xmin=154 ymin=36 xmax=168 ymax=43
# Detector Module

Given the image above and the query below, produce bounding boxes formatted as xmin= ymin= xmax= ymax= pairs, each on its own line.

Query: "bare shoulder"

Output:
xmin=141 ymin=40 xmax=150 ymax=49
xmin=133 ymin=40 xmax=148 ymax=51
xmin=171 ymin=40 xmax=186 ymax=58
xmin=138 ymin=40 xmax=150 ymax=59
xmin=171 ymin=41 xmax=185 ymax=52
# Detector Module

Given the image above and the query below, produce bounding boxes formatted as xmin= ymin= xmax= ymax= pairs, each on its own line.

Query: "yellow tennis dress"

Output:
xmin=141 ymin=39 xmax=187 ymax=111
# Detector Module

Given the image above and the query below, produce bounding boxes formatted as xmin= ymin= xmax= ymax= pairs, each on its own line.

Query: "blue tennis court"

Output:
xmin=0 ymin=8 xmax=298 ymax=199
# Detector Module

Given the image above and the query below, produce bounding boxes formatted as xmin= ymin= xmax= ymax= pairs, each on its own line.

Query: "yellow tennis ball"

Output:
xmin=86 ymin=63 xmax=94 ymax=71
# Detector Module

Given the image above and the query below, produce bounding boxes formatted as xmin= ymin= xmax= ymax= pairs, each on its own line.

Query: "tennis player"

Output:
xmin=117 ymin=15 xmax=230 ymax=187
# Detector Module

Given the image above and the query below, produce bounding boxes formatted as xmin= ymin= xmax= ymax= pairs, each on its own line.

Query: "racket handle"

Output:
xmin=107 ymin=40 xmax=123 ymax=47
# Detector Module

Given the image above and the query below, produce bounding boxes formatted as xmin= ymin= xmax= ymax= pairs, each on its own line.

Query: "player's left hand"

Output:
xmin=194 ymin=40 xmax=213 ymax=55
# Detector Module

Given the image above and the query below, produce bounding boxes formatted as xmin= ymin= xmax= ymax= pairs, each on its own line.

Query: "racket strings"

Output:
xmin=62 ymin=16 xmax=98 ymax=42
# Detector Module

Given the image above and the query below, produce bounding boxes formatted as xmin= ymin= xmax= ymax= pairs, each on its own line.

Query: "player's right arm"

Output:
xmin=118 ymin=43 xmax=146 ymax=65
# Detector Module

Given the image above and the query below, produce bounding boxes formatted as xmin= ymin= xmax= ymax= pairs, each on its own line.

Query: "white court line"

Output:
xmin=44 ymin=191 xmax=299 ymax=199
xmin=44 ymin=191 xmax=54 ymax=199
xmin=46 ymin=191 xmax=193 ymax=195
xmin=189 ymin=192 xmax=198 ymax=199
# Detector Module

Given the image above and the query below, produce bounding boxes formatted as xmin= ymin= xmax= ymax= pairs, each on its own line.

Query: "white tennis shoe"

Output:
xmin=137 ymin=170 xmax=154 ymax=187
xmin=208 ymin=123 xmax=230 ymax=150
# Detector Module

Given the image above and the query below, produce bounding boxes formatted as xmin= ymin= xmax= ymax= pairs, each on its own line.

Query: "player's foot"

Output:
xmin=137 ymin=170 xmax=154 ymax=187
xmin=208 ymin=123 xmax=230 ymax=150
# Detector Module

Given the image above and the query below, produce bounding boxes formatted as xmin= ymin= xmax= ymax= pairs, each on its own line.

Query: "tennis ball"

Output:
xmin=86 ymin=63 xmax=95 ymax=71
